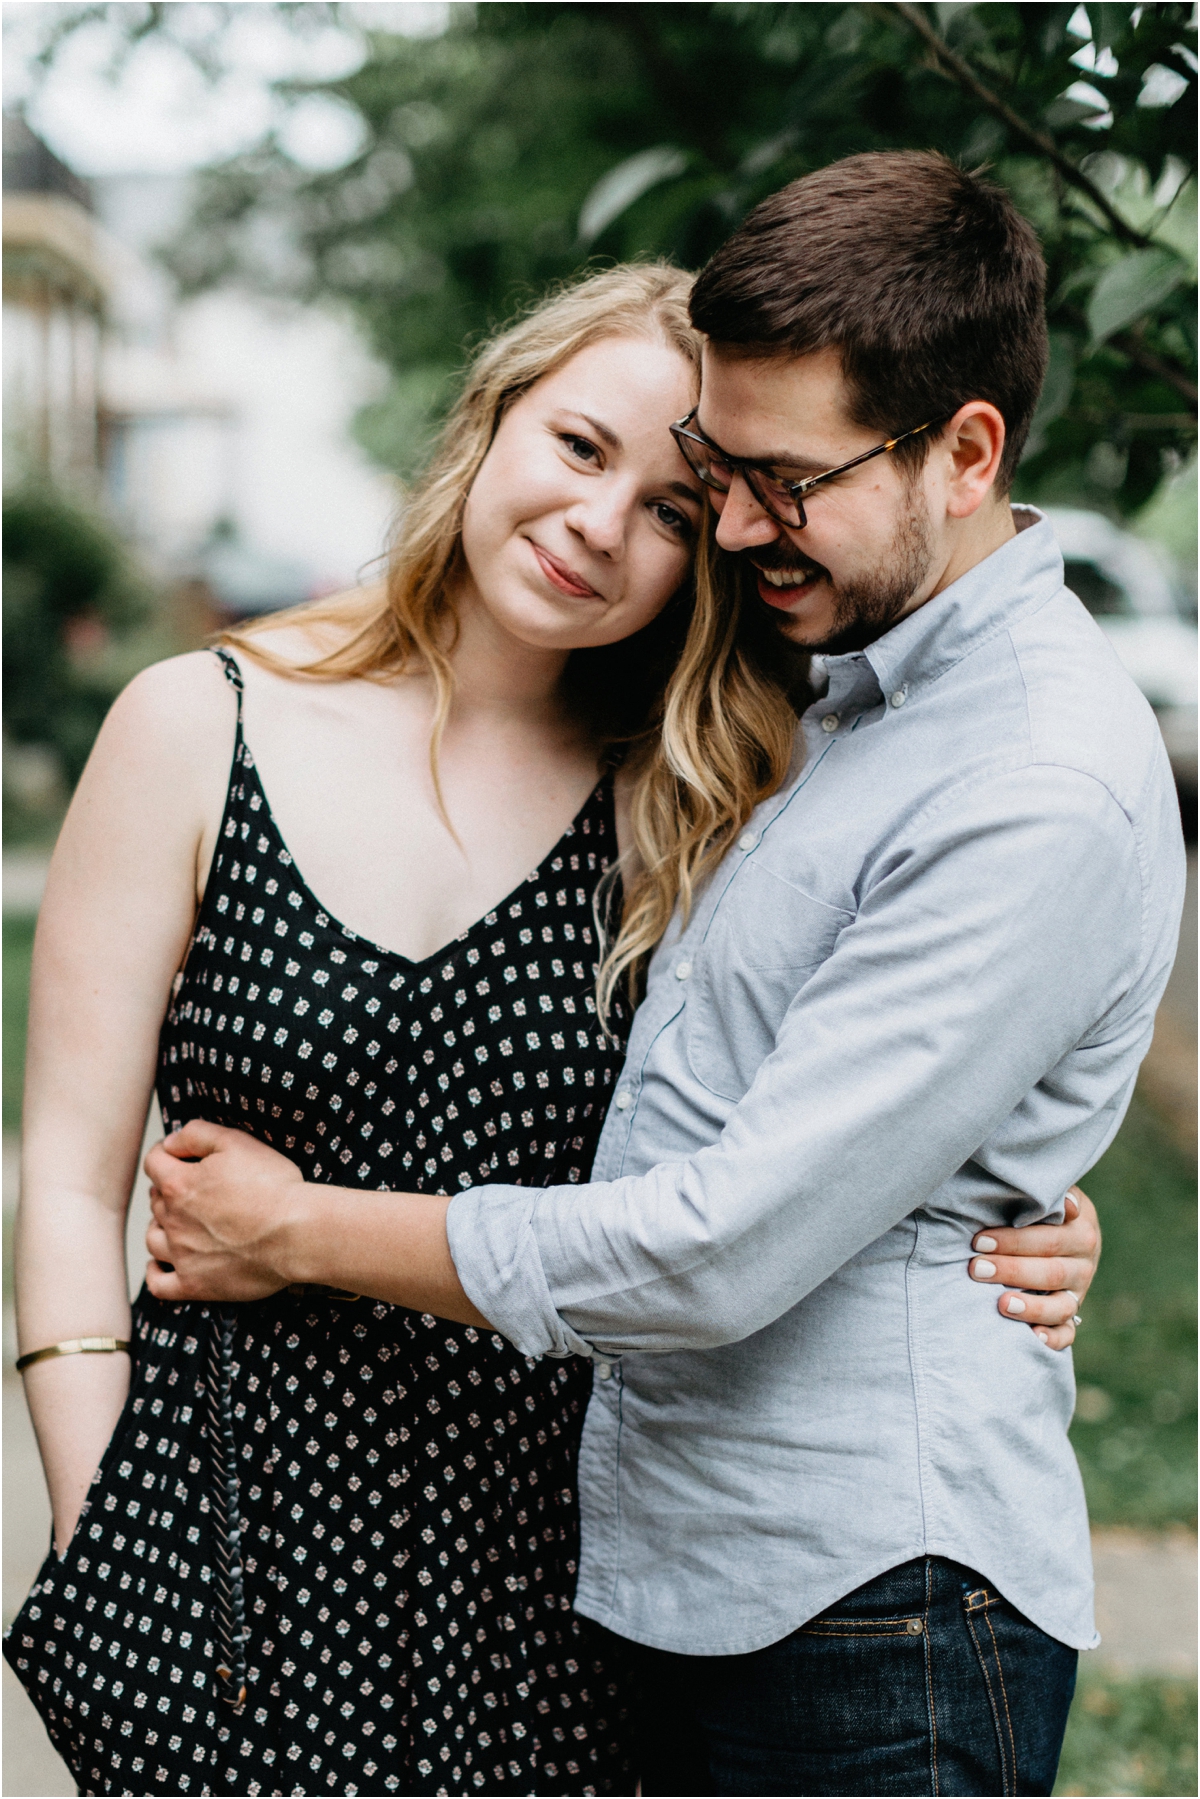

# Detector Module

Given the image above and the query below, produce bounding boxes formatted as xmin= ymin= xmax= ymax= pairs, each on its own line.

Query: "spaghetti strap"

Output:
xmin=211 ymin=645 xmax=244 ymax=713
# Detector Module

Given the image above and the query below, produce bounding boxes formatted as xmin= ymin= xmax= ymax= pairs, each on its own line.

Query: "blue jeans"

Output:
xmin=618 ymin=1557 xmax=1078 ymax=1795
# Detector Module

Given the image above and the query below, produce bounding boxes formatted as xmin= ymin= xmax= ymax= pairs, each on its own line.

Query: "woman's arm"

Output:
xmin=16 ymin=654 xmax=233 ymax=1553
xmin=144 ymin=1122 xmax=1101 ymax=1346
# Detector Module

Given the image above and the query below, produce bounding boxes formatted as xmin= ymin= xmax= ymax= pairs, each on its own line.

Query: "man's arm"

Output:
xmin=146 ymin=1132 xmax=1099 ymax=1344
xmin=444 ymin=763 xmax=1150 ymax=1356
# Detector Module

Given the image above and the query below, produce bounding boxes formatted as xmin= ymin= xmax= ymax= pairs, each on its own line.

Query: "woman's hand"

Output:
xmin=969 ymin=1186 xmax=1100 ymax=1350
xmin=145 ymin=1121 xmax=304 ymax=1302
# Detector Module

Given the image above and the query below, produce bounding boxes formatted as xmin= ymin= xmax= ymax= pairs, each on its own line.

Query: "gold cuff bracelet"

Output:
xmin=16 ymin=1337 xmax=131 ymax=1374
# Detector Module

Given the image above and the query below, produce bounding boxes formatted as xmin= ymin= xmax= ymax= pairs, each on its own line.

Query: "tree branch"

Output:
xmin=1109 ymin=332 xmax=1199 ymax=409
xmin=885 ymin=2 xmax=1153 ymax=251
xmin=1059 ymin=304 xmax=1199 ymax=409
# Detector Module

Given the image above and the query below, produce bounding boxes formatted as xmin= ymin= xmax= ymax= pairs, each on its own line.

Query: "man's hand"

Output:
xmin=144 ymin=1121 xmax=304 ymax=1303
xmin=969 ymin=1186 xmax=1100 ymax=1351
xmin=145 ymin=1120 xmax=488 ymax=1328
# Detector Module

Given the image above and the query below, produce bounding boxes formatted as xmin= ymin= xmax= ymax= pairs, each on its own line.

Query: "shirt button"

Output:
xmin=675 ymin=961 xmax=692 ymax=980
xmin=891 ymin=689 xmax=908 ymax=708
xmin=821 ymin=713 xmax=840 ymax=733
xmin=614 ymin=1089 xmax=632 ymax=1110
xmin=738 ymin=832 xmax=757 ymax=852
xmin=596 ymin=1363 xmax=612 ymax=1381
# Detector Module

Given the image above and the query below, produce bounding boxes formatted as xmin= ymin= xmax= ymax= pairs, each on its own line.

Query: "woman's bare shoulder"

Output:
xmin=73 ymin=653 xmax=240 ymax=827
xmin=229 ymin=586 xmax=389 ymax=676
xmin=100 ymin=580 xmax=389 ymax=765
xmin=56 ymin=652 xmax=238 ymax=899
xmin=106 ymin=650 xmax=237 ymax=753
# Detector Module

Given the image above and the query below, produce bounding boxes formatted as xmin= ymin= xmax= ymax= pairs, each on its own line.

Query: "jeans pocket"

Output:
xmin=778 ymin=1599 xmax=936 ymax=1793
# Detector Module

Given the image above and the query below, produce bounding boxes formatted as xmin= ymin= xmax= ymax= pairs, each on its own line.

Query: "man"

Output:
xmin=150 ymin=153 xmax=1181 ymax=1794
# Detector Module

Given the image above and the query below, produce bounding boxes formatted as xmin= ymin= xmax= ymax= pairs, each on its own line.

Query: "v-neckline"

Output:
xmin=227 ymin=733 xmax=613 ymax=973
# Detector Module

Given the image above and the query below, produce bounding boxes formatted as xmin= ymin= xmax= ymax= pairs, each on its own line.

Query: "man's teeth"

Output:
xmin=761 ymin=566 xmax=817 ymax=588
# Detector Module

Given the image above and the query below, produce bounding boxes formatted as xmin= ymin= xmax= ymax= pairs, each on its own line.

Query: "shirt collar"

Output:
xmin=819 ymin=507 xmax=1063 ymax=708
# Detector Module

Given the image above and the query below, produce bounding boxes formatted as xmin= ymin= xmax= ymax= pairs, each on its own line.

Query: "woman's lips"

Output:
xmin=755 ymin=567 xmax=820 ymax=610
xmin=530 ymin=541 xmax=600 ymax=599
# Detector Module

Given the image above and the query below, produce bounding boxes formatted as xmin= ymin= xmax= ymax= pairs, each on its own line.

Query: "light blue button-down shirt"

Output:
xmin=447 ymin=511 xmax=1184 ymax=1656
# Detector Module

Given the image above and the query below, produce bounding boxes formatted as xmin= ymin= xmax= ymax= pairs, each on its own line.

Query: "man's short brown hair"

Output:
xmin=689 ymin=151 xmax=1048 ymax=491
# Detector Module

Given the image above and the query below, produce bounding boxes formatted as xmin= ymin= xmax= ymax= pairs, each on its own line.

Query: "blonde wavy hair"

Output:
xmin=598 ymin=526 xmax=804 ymax=1019
xmin=218 ymin=262 xmax=803 ymax=1019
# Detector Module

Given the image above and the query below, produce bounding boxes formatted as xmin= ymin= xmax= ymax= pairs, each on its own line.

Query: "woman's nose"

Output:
xmin=712 ymin=473 xmax=782 ymax=552
xmin=565 ymin=484 xmax=630 ymax=557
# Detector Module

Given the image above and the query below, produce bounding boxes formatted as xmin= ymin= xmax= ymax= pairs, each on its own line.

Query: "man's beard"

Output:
xmin=753 ymin=499 xmax=935 ymax=656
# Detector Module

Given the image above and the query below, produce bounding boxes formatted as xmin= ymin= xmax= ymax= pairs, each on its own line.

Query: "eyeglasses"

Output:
xmin=669 ymin=410 xmax=950 ymax=530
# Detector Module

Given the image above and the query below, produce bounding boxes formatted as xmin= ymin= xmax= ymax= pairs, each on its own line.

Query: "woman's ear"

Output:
xmin=941 ymin=402 xmax=1007 ymax=519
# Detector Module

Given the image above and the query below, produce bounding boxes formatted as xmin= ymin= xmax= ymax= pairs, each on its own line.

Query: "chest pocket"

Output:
xmin=685 ymin=860 xmax=852 ymax=1101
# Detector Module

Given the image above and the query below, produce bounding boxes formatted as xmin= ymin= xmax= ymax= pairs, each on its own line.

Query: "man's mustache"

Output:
xmin=746 ymin=543 xmax=831 ymax=584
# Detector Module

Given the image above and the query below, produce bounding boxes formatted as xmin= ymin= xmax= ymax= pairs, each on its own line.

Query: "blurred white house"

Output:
xmin=3 ymin=114 xmax=397 ymax=614
xmin=3 ymin=115 xmax=105 ymax=495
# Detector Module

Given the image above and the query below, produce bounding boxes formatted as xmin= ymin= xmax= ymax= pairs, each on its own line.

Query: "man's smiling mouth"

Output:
xmin=750 ymin=552 xmax=828 ymax=606
xmin=758 ymin=565 xmax=817 ymax=588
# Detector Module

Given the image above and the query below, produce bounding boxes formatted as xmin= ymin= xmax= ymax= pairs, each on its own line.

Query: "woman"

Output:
xmin=6 ymin=262 xmax=1095 ymax=1799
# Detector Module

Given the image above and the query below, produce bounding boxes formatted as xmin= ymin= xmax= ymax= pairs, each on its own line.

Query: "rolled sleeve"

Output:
xmin=446 ymin=1183 xmax=599 ymax=1359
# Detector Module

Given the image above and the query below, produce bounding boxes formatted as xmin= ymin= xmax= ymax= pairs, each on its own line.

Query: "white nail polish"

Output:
xmin=1035 ymin=1329 xmax=1049 ymax=1344
xmin=972 ymin=1259 xmax=996 ymax=1279
xmin=975 ymin=1236 xmax=998 ymax=1253
xmin=1005 ymin=1296 xmax=1026 ymax=1314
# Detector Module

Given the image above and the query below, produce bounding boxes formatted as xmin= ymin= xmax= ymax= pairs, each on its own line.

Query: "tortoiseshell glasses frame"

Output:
xmin=669 ymin=410 xmax=951 ymax=529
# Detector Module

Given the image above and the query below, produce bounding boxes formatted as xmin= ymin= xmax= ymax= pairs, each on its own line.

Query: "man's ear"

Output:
xmin=940 ymin=402 xmax=1006 ymax=519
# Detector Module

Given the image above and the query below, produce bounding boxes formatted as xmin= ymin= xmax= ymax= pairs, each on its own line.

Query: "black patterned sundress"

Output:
xmin=5 ymin=650 xmax=634 ymax=1798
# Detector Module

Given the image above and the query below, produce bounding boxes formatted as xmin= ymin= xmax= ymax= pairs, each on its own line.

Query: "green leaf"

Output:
xmin=577 ymin=146 xmax=688 ymax=246
xmin=1044 ymin=92 xmax=1111 ymax=128
xmin=1090 ymin=2 xmax=1128 ymax=52
xmin=1087 ymin=246 xmax=1190 ymax=345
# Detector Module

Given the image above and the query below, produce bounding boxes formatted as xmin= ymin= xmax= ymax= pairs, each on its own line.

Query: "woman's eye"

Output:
xmin=651 ymin=501 xmax=692 ymax=538
xmin=561 ymin=434 xmax=600 ymax=463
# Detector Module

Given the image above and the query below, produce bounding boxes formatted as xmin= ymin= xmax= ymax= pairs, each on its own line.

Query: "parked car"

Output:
xmin=1044 ymin=508 xmax=1197 ymax=807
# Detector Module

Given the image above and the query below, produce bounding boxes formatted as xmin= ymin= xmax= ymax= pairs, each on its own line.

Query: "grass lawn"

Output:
xmin=3 ymin=907 xmax=1196 ymax=1793
xmin=1056 ymin=1663 xmax=1198 ymax=1797
xmin=1057 ymin=1098 xmax=1198 ymax=1796
xmin=1068 ymin=1097 xmax=1197 ymax=1531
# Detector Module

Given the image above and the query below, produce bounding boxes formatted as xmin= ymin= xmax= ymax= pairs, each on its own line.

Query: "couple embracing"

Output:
xmin=9 ymin=152 xmax=1182 ymax=1798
